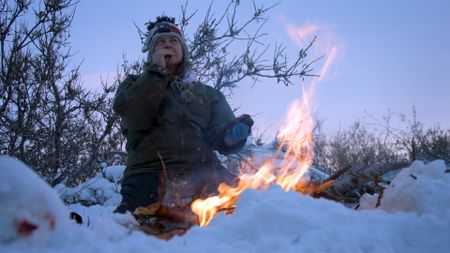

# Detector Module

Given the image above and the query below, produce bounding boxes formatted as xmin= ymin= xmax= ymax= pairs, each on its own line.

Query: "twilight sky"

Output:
xmin=70 ymin=0 xmax=450 ymax=140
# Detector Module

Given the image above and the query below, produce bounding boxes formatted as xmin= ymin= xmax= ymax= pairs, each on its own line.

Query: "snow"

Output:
xmin=0 ymin=156 xmax=70 ymax=245
xmin=55 ymin=166 xmax=124 ymax=207
xmin=1 ymin=154 xmax=450 ymax=253
xmin=379 ymin=160 xmax=450 ymax=218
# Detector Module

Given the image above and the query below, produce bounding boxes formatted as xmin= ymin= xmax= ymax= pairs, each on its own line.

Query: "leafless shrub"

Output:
xmin=312 ymin=107 xmax=449 ymax=195
xmin=0 ymin=0 xmax=123 ymax=186
xmin=313 ymin=120 xmax=405 ymax=174
xmin=369 ymin=106 xmax=450 ymax=163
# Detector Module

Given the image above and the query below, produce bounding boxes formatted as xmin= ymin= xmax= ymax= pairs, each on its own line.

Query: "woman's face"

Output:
xmin=153 ymin=35 xmax=183 ymax=69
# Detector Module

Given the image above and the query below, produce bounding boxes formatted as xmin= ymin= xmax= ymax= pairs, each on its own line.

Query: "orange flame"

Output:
xmin=285 ymin=20 xmax=343 ymax=85
xmin=191 ymin=87 xmax=314 ymax=226
xmin=285 ymin=23 xmax=319 ymax=47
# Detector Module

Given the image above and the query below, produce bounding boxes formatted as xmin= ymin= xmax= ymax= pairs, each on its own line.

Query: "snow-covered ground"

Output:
xmin=1 ymin=155 xmax=450 ymax=253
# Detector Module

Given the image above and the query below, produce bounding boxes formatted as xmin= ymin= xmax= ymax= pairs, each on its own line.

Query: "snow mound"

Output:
xmin=0 ymin=156 xmax=70 ymax=245
xmin=171 ymin=185 xmax=449 ymax=253
xmin=358 ymin=160 xmax=450 ymax=217
xmin=56 ymin=166 xmax=124 ymax=207
xmin=103 ymin=165 xmax=126 ymax=184
xmin=1 ymin=157 xmax=450 ymax=253
xmin=380 ymin=159 xmax=450 ymax=217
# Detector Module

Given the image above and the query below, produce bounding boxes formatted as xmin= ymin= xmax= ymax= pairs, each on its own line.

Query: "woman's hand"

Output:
xmin=223 ymin=114 xmax=254 ymax=146
xmin=150 ymin=48 xmax=172 ymax=69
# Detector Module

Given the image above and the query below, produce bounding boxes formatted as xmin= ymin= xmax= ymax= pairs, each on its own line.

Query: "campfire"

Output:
xmin=131 ymin=85 xmax=329 ymax=238
xmin=190 ymin=21 xmax=340 ymax=226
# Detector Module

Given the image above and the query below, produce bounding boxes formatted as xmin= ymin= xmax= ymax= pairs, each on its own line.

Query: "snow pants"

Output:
xmin=114 ymin=165 xmax=237 ymax=214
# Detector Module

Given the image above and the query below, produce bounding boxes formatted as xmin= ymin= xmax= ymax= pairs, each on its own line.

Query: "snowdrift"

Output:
xmin=1 ymin=155 xmax=450 ymax=253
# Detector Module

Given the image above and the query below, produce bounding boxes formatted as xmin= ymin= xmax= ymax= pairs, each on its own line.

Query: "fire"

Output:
xmin=285 ymin=23 xmax=319 ymax=46
xmin=191 ymin=20 xmax=341 ymax=227
xmin=191 ymin=87 xmax=315 ymax=226
xmin=285 ymin=20 xmax=344 ymax=86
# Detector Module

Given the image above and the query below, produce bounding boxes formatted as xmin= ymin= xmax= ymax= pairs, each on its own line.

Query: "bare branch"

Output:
xmin=177 ymin=0 xmax=317 ymax=93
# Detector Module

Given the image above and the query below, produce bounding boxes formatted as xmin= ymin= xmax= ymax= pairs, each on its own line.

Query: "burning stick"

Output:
xmin=133 ymin=203 xmax=197 ymax=240
xmin=303 ymin=165 xmax=352 ymax=197
xmin=134 ymin=203 xmax=197 ymax=224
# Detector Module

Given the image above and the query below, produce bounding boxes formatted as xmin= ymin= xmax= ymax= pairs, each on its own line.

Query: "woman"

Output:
xmin=113 ymin=16 xmax=253 ymax=214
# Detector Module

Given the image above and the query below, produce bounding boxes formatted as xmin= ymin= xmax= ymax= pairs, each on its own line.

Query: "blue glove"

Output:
xmin=226 ymin=122 xmax=250 ymax=142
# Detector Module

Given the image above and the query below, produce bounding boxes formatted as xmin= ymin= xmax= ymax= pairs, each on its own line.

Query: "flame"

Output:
xmin=285 ymin=23 xmax=319 ymax=47
xmin=285 ymin=20 xmax=344 ymax=85
xmin=191 ymin=87 xmax=315 ymax=226
xmin=191 ymin=20 xmax=341 ymax=227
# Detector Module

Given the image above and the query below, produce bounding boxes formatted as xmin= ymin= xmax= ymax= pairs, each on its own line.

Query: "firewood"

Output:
xmin=133 ymin=203 xmax=197 ymax=224
xmin=134 ymin=203 xmax=161 ymax=216
xmin=330 ymin=162 xmax=409 ymax=195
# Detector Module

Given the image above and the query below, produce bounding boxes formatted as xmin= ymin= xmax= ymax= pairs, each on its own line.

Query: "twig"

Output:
xmin=157 ymin=150 xmax=169 ymax=182
xmin=235 ymin=152 xmax=260 ymax=172
xmin=327 ymin=164 xmax=352 ymax=181
xmin=157 ymin=150 xmax=169 ymax=201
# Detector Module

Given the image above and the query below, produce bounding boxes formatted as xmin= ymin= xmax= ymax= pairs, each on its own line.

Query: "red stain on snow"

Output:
xmin=16 ymin=220 xmax=38 ymax=236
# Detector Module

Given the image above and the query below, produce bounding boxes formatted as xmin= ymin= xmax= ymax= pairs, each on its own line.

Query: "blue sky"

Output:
xmin=70 ymin=0 xmax=450 ymax=140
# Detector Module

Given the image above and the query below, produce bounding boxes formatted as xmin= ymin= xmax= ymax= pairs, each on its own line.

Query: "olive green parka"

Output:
xmin=113 ymin=63 xmax=245 ymax=180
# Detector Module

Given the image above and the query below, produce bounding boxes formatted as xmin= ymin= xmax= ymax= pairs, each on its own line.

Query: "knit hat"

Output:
xmin=142 ymin=16 xmax=191 ymax=75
